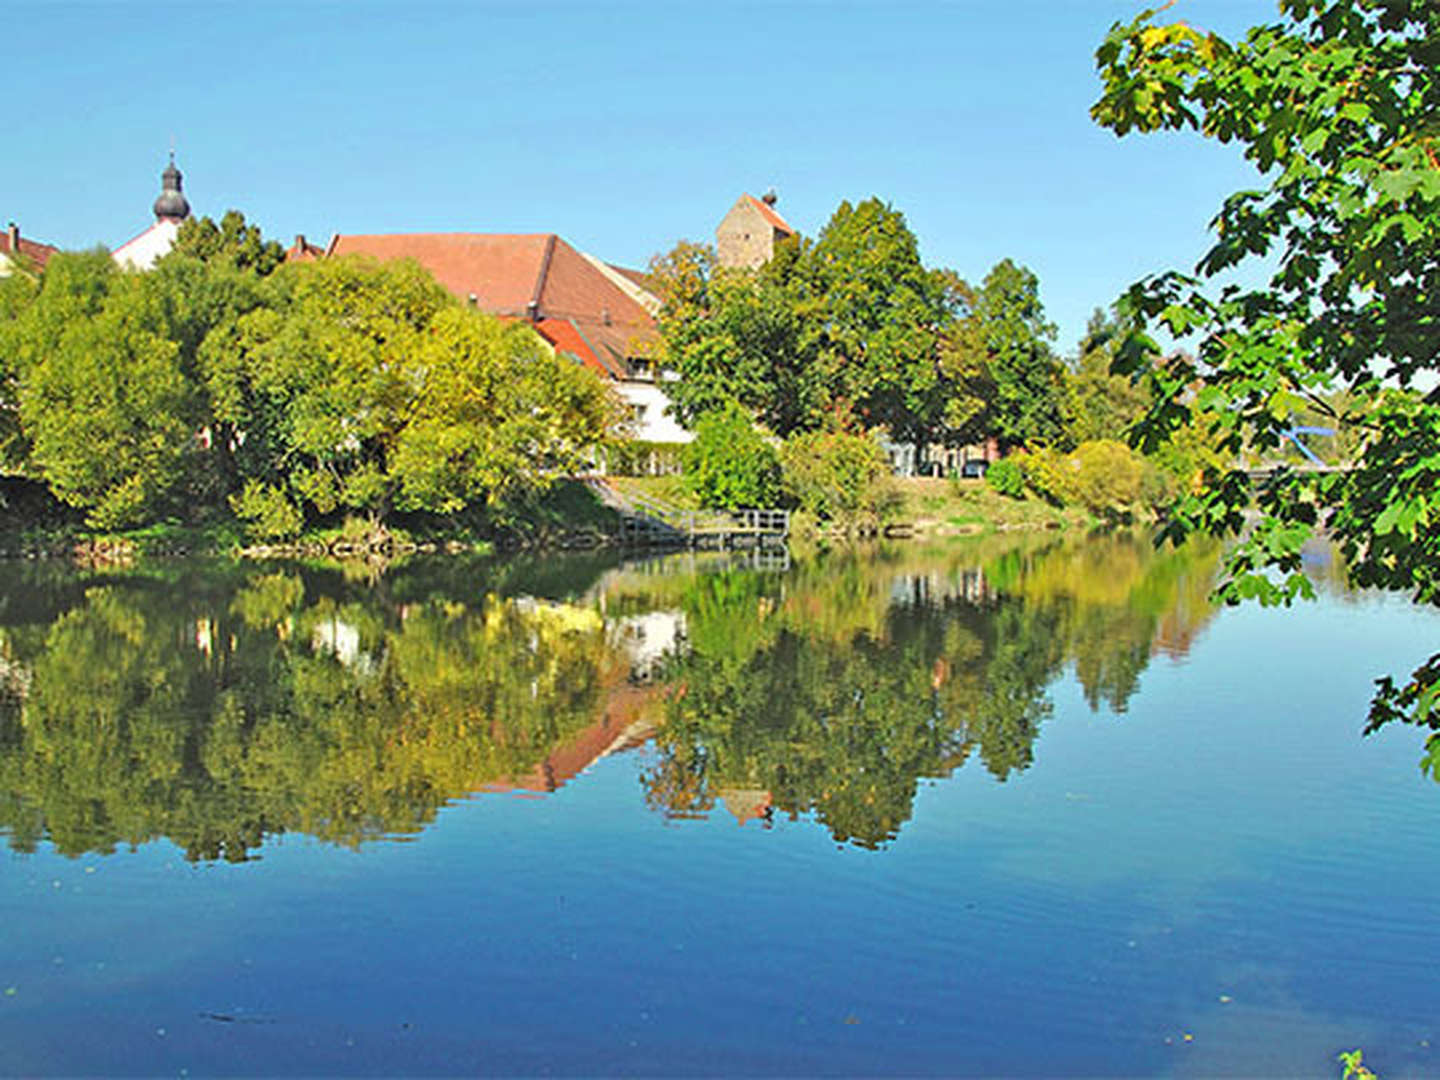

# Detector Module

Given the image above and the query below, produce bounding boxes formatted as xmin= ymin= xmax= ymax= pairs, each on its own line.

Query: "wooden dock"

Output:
xmin=618 ymin=507 xmax=790 ymax=549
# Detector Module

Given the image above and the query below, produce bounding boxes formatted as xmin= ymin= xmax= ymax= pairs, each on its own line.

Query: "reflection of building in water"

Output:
xmin=482 ymin=678 xmax=662 ymax=796
xmin=0 ymin=646 xmax=31 ymax=703
xmin=610 ymin=610 xmax=687 ymax=682
xmin=889 ymin=569 xmax=994 ymax=608
xmin=478 ymin=596 xmax=675 ymax=797
xmin=311 ymin=616 xmax=376 ymax=674
xmin=719 ymin=788 xmax=773 ymax=826
xmin=1151 ymin=609 xmax=1207 ymax=660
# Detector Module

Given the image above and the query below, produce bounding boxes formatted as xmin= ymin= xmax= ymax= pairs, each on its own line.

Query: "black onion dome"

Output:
xmin=152 ymin=156 xmax=190 ymax=221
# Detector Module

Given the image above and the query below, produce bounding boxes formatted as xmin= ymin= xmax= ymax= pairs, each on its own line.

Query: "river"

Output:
xmin=0 ymin=534 xmax=1436 ymax=1076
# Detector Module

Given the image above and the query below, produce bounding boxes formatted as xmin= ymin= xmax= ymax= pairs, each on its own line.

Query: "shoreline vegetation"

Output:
xmin=0 ymin=475 xmax=1091 ymax=564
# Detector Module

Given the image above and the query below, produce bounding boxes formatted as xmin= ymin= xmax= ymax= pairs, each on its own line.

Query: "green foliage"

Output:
xmin=972 ymin=259 xmax=1064 ymax=449
xmin=0 ymin=272 xmax=41 ymax=473
xmin=984 ymin=457 xmax=1026 ymax=499
xmin=653 ymin=199 xmax=956 ymax=450
xmin=0 ymin=215 xmax=617 ymax=538
xmin=229 ymin=479 xmax=303 ymax=541
xmin=797 ymin=198 xmax=951 ymax=446
xmin=1093 ymin=0 xmax=1440 ymax=738
xmin=1062 ymin=307 xmax=1151 ymax=447
xmin=11 ymin=254 xmax=198 ymax=527
xmin=1338 ymin=1049 xmax=1379 ymax=1080
xmin=205 ymin=256 xmax=617 ymax=525
xmin=649 ymin=240 xmax=814 ymax=436
xmin=167 ymin=210 xmax=285 ymax=276
xmin=780 ymin=428 xmax=894 ymax=529
xmin=682 ymin=406 xmax=780 ymax=510
xmin=1016 ymin=440 xmax=1169 ymax=521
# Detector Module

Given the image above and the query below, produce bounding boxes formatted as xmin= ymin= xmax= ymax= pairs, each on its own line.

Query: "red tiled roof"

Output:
xmin=608 ymin=264 xmax=651 ymax=290
xmin=1 ymin=226 xmax=58 ymax=271
xmin=744 ymin=194 xmax=795 ymax=236
xmin=323 ymin=232 xmax=657 ymax=378
xmin=535 ymin=317 xmax=625 ymax=380
xmin=286 ymin=235 xmax=326 ymax=262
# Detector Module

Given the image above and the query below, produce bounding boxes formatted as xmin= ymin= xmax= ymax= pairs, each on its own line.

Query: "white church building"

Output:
xmin=112 ymin=155 xmax=191 ymax=269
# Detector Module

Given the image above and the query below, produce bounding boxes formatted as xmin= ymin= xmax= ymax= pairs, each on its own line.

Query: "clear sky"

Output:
xmin=8 ymin=0 xmax=1283 ymax=352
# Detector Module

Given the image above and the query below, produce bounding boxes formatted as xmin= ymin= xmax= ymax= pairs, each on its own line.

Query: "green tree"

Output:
xmin=780 ymin=428 xmax=893 ymax=531
xmin=167 ymin=210 xmax=285 ymax=276
xmin=933 ymin=270 xmax=996 ymax=446
xmin=682 ymin=405 xmax=781 ymax=510
xmin=9 ymin=253 xmax=200 ymax=527
xmin=648 ymin=239 xmax=813 ymax=435
xmin=971 ymin=259 xmax=1064 ymax=449
xmin=0 ymin=271 xmax=40 ymax=473
xmin=1092 ymin=0 xmax=1440 ymax=757
xmin=1062 ymin=307 xmax=1151 ymax=447
xmin=652 ymin=199 xmax=956 ymax=451
xmin=204 ymin=256 xmax=617 ymax=530
xmin=796 ymin=198 xmax=951 ymax=448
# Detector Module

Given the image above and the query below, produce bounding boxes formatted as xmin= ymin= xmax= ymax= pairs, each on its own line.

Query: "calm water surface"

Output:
xmin=0 ymin=535 xmax=1437 ymax=1076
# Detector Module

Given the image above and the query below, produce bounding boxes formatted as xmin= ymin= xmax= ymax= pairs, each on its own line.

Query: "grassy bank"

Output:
xmin=610 ymin=475 xmax=1088 ymax=536
xmin=890 ymin=477 xmax=1091 ymax=535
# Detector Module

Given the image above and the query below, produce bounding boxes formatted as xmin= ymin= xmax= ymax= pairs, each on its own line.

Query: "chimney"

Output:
xmin=294 ymin=234 xmax=306 ymax=251
xmin=6 ymin=222 xmax=18 ymax=254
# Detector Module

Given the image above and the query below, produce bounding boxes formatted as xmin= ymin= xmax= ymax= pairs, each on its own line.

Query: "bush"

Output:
xmin=984 ymin=457 xmax=1026 ymax=499
xmin=780 ymin=429 xmax=894 ymax=531
xmin=1018 ymin=439 xmax=1168 ymax=520
xmin=230 ymin=479 xmax=304 ymax=541
xmin=682 ymin=407 xmax=781 ymax=510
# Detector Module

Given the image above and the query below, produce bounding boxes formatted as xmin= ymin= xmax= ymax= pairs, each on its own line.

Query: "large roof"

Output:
xmin=324 ymin=232 xmax=659 ymax=378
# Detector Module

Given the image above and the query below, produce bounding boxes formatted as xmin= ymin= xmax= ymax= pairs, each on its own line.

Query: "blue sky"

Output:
xmin=9 ymin=0 xmax=1282 ymax=351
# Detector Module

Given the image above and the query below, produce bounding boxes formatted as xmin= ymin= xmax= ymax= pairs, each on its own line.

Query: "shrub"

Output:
xmin=1067 ymin=439 xmax=1146 ymax=517
xmin=984 ymin=457 xmax=1026 ymax=499
xmin=682 ymin=406 xmax=781 ymax=510
xmin=780 ymin=429 xmax=894 ymax=531
xmin=230 ymin=480 xmax=304 ymax=541
xmin=1017 ymin=439 xmax=1168 ymax=520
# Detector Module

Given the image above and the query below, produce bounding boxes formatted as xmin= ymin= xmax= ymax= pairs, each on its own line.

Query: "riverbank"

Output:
xmin=0 ymin=475 xmax=1091 ymax=562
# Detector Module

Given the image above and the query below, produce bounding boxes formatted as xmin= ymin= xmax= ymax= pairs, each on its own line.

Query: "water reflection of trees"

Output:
xmin=0 ymin=536 xmax=1222 ymax=860
xmin=0 ymin=560 xmax=632 ymax=861
xmin=643 ymin=535 xmax=1221 ymax=848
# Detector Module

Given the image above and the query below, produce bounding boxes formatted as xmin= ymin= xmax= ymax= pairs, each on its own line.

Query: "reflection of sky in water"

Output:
xmin=0 ymin=551 xmax=1438 ymax=1075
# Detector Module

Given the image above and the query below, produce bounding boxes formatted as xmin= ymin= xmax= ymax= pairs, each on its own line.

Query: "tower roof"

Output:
xmin=152 ymin=154 xmax=190 ymax=223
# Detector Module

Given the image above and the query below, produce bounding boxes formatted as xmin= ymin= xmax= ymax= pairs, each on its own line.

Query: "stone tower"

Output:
xmin=716 ymin=191 xmax=795 ymax=269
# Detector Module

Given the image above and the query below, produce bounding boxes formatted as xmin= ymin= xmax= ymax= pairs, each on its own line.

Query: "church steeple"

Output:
xmin=152 ymin=152 xmax=190 ymax=223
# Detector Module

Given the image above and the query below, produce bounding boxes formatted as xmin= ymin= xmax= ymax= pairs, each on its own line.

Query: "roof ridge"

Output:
xmin=744 ymin=193 xmax=795 ymax=236
xmin=529 ymin=234 xmax=558 ymax=319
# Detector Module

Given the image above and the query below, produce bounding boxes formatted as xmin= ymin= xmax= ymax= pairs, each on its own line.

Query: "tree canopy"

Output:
xmin=0 ymin=226 xmax=619 ymax=535
xmin=1093 ymin=0 xmax=1440 ymax=756
xmin=650 ymin=198 xmax=967 ymax=450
